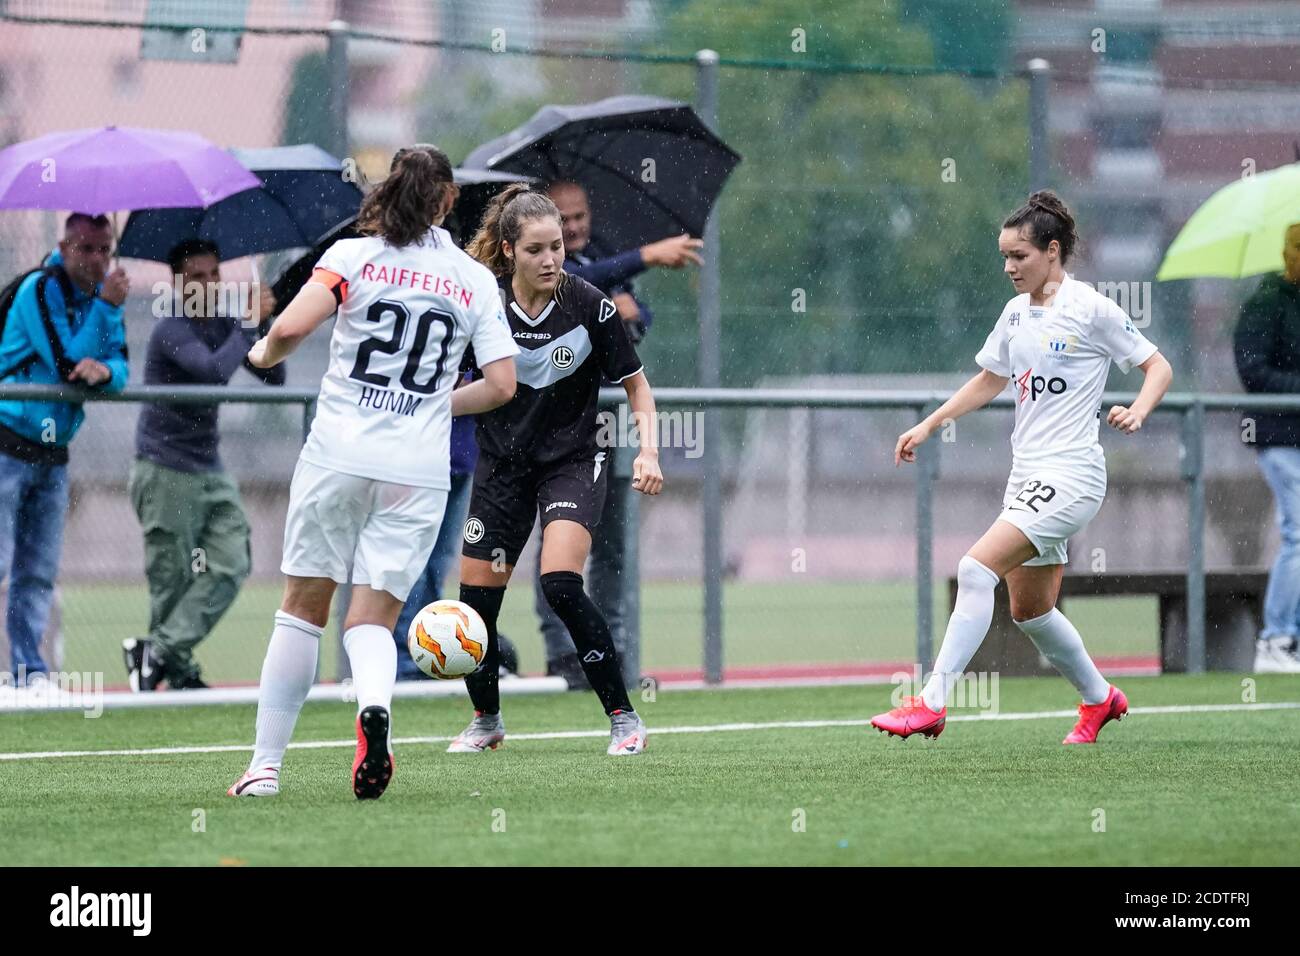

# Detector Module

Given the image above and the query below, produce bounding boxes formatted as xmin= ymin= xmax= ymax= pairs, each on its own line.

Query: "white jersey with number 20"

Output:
xmin=298 ymin=226 xmax=518 ymax=490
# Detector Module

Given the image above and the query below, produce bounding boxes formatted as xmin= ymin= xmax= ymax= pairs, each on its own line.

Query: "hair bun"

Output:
xmin=1002 ymin=190 xmax=1079 ymax=265
xmin=1028 ymin=190 xmax=1064 ymax=211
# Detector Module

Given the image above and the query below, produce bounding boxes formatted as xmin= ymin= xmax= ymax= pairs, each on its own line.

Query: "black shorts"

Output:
xmin=461 ymin=450 xmax=609 ymax=566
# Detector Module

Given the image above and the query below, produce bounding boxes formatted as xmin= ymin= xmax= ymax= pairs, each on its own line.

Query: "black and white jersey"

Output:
xmin=463 ymin=273 xmax=642 ymax=464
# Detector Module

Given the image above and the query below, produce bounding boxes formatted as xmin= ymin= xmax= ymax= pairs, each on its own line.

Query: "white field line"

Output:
xmin=2 ymin=701 xmax=1298 ymax=762
xmin=0 ymin=675 xmax=566 ymax=714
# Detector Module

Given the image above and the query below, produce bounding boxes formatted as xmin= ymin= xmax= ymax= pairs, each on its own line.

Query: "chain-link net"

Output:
xmin=0 ymin=1 xmax=1291 ymax=688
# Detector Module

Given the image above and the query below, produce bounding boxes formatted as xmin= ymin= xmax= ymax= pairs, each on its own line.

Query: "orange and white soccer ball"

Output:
xmin=406 ymin=600 xmax=488 ymax=680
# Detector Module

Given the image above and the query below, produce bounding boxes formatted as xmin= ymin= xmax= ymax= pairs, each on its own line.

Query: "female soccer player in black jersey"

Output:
xmin=448 ymin=184 xmax=664 ymax=755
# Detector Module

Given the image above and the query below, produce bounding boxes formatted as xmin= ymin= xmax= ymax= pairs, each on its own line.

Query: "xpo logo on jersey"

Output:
xmin=1016 ymin=368 xmax=1067 ymax=403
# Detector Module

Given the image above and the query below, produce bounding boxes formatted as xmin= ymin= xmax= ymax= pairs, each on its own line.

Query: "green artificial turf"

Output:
xmin=1 ymin=674 xmax=1295 ymax=866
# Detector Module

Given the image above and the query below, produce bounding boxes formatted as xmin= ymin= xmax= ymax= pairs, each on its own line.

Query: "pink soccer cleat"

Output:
xmin=870 ymin=695 xmax=947 ymax=739
xmin=1063 ymin=685 xmax=1128 ymax=744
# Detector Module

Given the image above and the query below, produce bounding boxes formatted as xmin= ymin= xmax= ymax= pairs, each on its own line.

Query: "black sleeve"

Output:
xmin=1234 ymin=285 xmax=1300 ymax=393
xmin=242 ymin=313 xmax=286 ymax=384
xmin=584 ymin=283 xmax=641 ymax=383
xmin=565 ymin=248 xmax=647 ymax=291
xmin=244 ymin=355 xmax=287 ymax=385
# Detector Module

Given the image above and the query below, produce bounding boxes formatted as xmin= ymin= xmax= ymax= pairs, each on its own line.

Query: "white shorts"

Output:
xmin=997 ymin=455 xmax=1106 ymax=566
xmin=280 ymin=459 xmax=448 ymax=602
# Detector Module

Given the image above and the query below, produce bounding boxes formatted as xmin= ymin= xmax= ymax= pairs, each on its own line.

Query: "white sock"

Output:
xmin=343 ymin=624 xmax=397 ymax=747
xmin=1016 ymin=608 xmax=1110 ymax=704
xmin=249 ymin=610 xmax=322 ymax=772
xmin=921 ymin=555 xmax=1000 ymax=711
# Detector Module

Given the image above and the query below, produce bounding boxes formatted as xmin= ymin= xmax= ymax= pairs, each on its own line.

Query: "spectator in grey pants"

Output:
xmin=123 ymin=239 xmax=284 ymax=690
xmin=1233 ymin=221 xmax=1300 ymax=673
xmin=536 ymin=181 xmax=702 ymax=687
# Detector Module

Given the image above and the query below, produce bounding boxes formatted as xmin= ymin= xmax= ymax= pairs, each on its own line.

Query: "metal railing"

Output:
xmin=4 ymin=382 xmax=1296 ymax=678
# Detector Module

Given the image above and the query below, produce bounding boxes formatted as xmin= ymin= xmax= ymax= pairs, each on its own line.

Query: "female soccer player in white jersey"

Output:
xmin=872 ymin=191 xmax=1173 ymax=745
xmin=446 ymin=184 xmax=664 ymax=756
xmin=227 ymin=145 xmax=519 ymax=799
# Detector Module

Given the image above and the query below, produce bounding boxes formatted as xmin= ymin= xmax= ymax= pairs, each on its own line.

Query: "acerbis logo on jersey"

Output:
xmin=1015 ymin=368 xmax=1067 ymax=403
xmin=551 ymin=345 xmax=575 ymax=369
xmin=463 ymin=517 xmax=485 ymax=543
xmin=544 ymin=500 xmax=578 ymax=513
xmin=597 ymin=299 xmax=616 ymax=323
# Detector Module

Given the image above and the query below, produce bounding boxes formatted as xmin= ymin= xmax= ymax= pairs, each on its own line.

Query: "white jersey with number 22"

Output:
xmin=976 ymin=274 xmax=1157 ymax=468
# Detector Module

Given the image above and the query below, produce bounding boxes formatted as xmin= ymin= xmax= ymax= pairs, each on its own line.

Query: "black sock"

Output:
xmin=540 ymin=571 xmax=632 ymax=715
xmin=460 ymin=584 xmax=506 ymax=715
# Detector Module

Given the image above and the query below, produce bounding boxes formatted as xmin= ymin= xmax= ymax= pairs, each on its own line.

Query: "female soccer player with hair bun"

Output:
xmin=872 ymin=190 xmax=1173 ymax=745
xmin=228 ymin=144 xmax=519 ymax=800
xmin=447 ymin=183 xmax=664 ymax=756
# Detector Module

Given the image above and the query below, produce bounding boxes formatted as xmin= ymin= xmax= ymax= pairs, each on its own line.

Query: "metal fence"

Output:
xmin=3 ymin=3 xmax=1299 ymax=685
xmin=1 ymin=381 xmax=1292 ymax=683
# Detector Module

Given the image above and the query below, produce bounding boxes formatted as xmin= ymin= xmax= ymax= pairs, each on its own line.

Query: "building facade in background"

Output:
xmin=1015 ymin=0 xmax=1300 ymax=388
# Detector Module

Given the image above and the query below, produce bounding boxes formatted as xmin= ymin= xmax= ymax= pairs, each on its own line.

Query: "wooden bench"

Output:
xmin=950 ymin=571 xmax=1268 ymax=675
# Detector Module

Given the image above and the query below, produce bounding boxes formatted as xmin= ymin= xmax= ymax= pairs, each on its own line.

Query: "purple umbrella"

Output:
xmin=0 ymin=125 xmax=260 ymax=213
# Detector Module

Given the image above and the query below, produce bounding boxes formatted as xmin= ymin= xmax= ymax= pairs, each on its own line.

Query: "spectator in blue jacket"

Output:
xmin=536 ymin=181 xmax=702 ymax=687
xmin=0 ymin=212 xmax=129 ymax=683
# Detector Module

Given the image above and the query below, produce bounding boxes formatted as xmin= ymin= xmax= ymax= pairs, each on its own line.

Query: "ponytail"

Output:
xmin=355 ymin=143 xmax=458 ymax=248
xmin=466 ymin=183 xmax=563 ymax=277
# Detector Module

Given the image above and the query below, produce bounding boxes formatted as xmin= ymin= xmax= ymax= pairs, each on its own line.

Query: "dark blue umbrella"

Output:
xmin=116 ymin=144 xmax=362 ymax=262
xmin=462 ymin=95 xmax=741 ymax=252
xmin=267 ymin=168 xmax=532 ymax=309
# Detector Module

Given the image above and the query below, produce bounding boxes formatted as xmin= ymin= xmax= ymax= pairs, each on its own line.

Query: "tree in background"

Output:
xmin=634 ymin=0 xmax=1027 ymax=386
xmin=281 ymin=51 xmax=333 ymax=150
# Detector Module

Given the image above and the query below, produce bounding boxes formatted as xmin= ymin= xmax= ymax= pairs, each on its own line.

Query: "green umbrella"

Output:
xmin=1156 ymin=161 xmax=1300 ymax=280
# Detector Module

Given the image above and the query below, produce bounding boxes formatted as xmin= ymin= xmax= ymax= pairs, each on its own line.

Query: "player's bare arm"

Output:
xmin=895 ymin=369 xmax=1009 ymax=466
xmin=1107 ymin=351 xmax=1173 ymax=434
xmin=622 ymin=369 xmax=663 ymax=496
xmin=450 ymin=357 xmax=517 ymax=416
xmin=247 ymin=282 xmax=336 ymax=368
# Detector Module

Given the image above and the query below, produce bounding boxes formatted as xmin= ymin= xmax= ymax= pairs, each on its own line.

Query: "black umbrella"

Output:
xmin=117 ymin=144 xmax=362 ymax=262
xmin=268 ymin=168 xmax=531 ymax=308
xmin=462 ymin=95 xmax=741 ymax=253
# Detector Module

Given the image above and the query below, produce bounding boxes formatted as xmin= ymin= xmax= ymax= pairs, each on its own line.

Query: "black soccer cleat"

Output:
xmin=122 ymin=638 xmax=166 ymax=693
xmin=352 ymin=705 xmax=393 ymax=800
